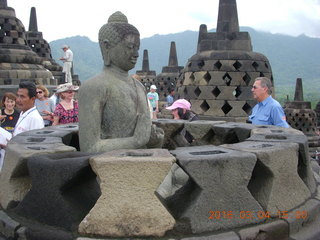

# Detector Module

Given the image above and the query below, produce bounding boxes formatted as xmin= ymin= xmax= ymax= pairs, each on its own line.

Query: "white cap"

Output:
xmin=150 ymin=85 xmax=157 ymax=90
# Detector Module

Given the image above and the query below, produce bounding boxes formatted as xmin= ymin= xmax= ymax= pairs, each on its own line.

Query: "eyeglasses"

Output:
xmin=65 ymin=91 xmax=74 ymax=94
xmin=36 ymin=91 xmax=43 ymax=94
xmin=252 ymin=86 xmax=259 ymax=89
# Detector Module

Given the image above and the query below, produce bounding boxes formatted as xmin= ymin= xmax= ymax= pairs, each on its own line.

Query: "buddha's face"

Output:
xmin=109 ymin=34 xmax=140 ymax=71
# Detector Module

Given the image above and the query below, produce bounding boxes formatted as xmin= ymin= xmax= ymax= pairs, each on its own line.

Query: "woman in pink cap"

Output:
xmin=166 ymin=99 xmax=198 ymax=121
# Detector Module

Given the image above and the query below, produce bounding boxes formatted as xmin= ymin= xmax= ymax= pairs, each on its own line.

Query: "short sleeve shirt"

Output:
xmin=249 ymin=96 xmax=290 ymax=128
xmin=13 ymin=107 xmax=44 ymax=136
xmin=147 ymin=92 xmax=159 ymax=108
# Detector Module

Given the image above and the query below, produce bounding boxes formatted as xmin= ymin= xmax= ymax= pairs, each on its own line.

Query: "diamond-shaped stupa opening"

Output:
xmin=233 ymin=60 xmax=242 ymax=70
xmin=212 ymin=87 xmax=221 ymax=97
xmin=197 ymin=60 xmax=205 ymax=69
xmin=203 ymin=71 xmax=211 ymax=84
xmin=194 ymin=87 xmax=201 ymax=97
xmin=214 ymin=60 xmax=222 ymax=70
xmin=200 ymin=100 xmax=210 ymax=112
xmin=242 ymin=102 xmax=252 ymax=115
xmin=252 ymin=61 xmax=259 ymax=71
xmin=233 ymin=86 xmax=242 ymax=98
xmin=221 ymin=101 xmax=232 ymax=114
xmin=243 ymin=73 xmax=251 ymax=86
xmin=223 ymin=73 xmax=232 ymax=86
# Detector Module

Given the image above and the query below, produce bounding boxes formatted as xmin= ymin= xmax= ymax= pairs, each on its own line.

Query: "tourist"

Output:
xmin=166 ymin=89 xmax=175 ymax=107
xmin=166 ymin=99 xmax=198 ymax=121
xmin=147 ymin=85 xmax=159 ymax=119
xmin=52 ymin=84 xmax=79 ymax=125
xmin=78 ymin=11 xmax=160 ymax=153
xmin=0 ymin=92 xmax=20 ymax=133
xmin=35 ymin=85 xmax=55 ymax=127
xmin=166 ymin=99 xmax=198 ymax=144
xmin=249 ymin=77 xmax=289 ymax=128
xmin=60 ymin=45 xmax=73 ymax=83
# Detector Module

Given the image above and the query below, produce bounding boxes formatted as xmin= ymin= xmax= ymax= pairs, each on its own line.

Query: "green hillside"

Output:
xmin=50 ymin=27 xmax=320 ymax=107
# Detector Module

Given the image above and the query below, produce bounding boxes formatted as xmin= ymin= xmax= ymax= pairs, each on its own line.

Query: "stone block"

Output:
xmin=169 ymin=145 xmax=263 ymax=234
xmin=197 ymin=86 xmax=215 ymax=100
xmin=215 ymin=86 xmax=237 ymax=100
xmin=0 ymin=141 xmax=76 ymax=209
xmin=78 ymin=149 xmax=176 ymax=237
xmin=193 ymin=71 xmax=210 ymax=86
xmin=222 ymin=141 xmax=311 ymax=215
xmin=316 ymin=186 xmax=320 ymax=201
xmin=248 ymin=127 xmax=316 ymax=194
xmin=182 ymin=231 xmax=239 ymax=240
xmin=0 ymin=210 xmax=20 ymax=238
xmin=224 ymin=100 xmax=248 ymax=117
xmin=212 ymin=122 xmax=257 ymax=144
xmin=238 ymin=220 xmax=289 ymax=240
xmin=184 ymin=120 xmax=225 ymax=145
xmin=287 ymin=199 xmax=320 ymax=240
xmin=208 ymin=71 xmax=227 ymax=86
xmin=12 ymin=152 xmax=99 ymax=230
xmin=153 ymin=119 xmax=185 ymax=150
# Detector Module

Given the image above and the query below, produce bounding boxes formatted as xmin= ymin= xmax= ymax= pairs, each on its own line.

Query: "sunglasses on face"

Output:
xmin=36 ymin=91 xmax=43 ymax=94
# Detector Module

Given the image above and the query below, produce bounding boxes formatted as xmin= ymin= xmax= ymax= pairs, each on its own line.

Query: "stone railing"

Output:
xmin=0 ymin=121 xmax=319 ymax=240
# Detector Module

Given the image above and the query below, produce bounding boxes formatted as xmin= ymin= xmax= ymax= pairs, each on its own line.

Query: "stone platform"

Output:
xmin=0 ymin=121 xmax=319 ymax=240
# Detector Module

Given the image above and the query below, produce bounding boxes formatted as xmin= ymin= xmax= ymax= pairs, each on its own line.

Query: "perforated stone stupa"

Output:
xmin=176 ymin=0 xmax=273 ymax=121
xmin=0 ymin=0 xmax=54 ymax=94
xmin=154 ymin=42 xmax=183 ymax=101
xmin=26 ymin=7 xmax=63 ymax=83
xmin=136 ymin=49 xmax=156 ymax=91
xmin=284 ymin=78 xmax=320 ymax=157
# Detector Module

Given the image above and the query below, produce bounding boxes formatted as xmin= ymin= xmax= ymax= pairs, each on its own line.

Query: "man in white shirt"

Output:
xmin=60 ymin=45 xmax=73 ymax=83
xmin=13 ymin=81 xmax=44 ymax=136
xmin=0 ymin=82 xmax=44 ymax=171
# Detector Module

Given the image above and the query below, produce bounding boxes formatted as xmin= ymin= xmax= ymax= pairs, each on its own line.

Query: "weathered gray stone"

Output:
xmin=12 ymin=152 xmax=99 ymax=230
xmin=316 ymin=186 xmax=320 ymax=201
xmin=248 ymin=127 xmax=316 ymax=194
xmin=153 ymin=119 xmax=186 ymax=149
xmin=79 ymin=149 xmax=176 ymax=237
xmin=0 ymin=210 xmax=20 ymax=238
xmin=238 ymin=220 xmax=289 ymax=240
xmin=169 ymin=145 xmax=264 ymax=234
xmin=287 ymin=199 xmax=320 ymax=240
xmin=0 ymin=141 xmax=75 ymax=209
xmin=183 ymin=120 xmax=225 ymax=145
xmin=222 ymin=141 xmax=311 ymax=215
xmin=182 ymin=231 xmax=239 ymax=240
xmin=79 ymin=12 xmax=160 ymax=153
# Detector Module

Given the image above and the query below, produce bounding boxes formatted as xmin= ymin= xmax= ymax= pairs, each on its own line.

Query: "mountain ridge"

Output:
xmin=49 ymin=27 xmax=320 ymax=106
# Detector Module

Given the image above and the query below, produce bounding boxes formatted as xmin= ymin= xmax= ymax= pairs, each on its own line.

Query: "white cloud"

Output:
xmin=6 ymin=0 xmax=320 ymax=42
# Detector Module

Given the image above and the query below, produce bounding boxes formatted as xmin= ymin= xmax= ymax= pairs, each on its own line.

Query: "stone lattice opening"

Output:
xmin=247 ymin=160 xmax=273 ymax=210
xmin=221 ymin=101 xmax=232 ymax=114
xmin=212 ymin=87 xmax=221 ymax=98
xmin=252 ymin=62 xmax=259 ymax=71
xmin=242 ymin=102 xmax=252 ymax=114
xmin=214 ymin=60 xmax=222 ymax=70
xmin=200 ymin=100 xmax=210 ymax=112
xmin=233 ymin=60 xmax=242 ymax=70
xmin=194 ymin=87 xmax=201 ymax=97
xmin=223 ymin=73 xmax=232 ymax=86
xmin=233 ymin=86 xmax=242 ymax=98
xmin=203 ymin=71 xmax=211 ymax=84
xmin=197 ymin=60 xmax=205 ymax=68
xmin=243 ymin=73 xmax=251 ymax=86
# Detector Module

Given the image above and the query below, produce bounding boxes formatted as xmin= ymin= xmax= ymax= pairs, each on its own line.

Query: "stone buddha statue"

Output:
xmin=79 ymin=11 xmax=162 ymax=153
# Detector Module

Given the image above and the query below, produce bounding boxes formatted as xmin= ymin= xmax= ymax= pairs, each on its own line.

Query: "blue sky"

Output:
xmin=8 ymin=0 xmax=320 ymax=42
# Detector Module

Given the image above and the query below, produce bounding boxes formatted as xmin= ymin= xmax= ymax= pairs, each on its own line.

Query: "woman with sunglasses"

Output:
xmin=52 ymin=83 xmax=79 ymax=125
xmin=35 ymin=85 xmax=55 ymax=127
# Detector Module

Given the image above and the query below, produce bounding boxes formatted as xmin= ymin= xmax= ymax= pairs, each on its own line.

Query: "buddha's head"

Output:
xmin=99 ymin=11 xmax=140 ymax=71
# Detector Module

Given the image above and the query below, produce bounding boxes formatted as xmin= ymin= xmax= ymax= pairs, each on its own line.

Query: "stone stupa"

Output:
xmin=135 ymin=49 xmax=156 ymax=91
xmin=26 ymin=7 xmax=63 ymax=83
xmin=176 ymin=0 xmax=273 ymax=121
xmin=0 ymin=0 xmax=54 ymax=97
xmin=284 ymin=78 xmax=320 ymax=157
xmin=154 ymin=41 xmax=183 ymax=101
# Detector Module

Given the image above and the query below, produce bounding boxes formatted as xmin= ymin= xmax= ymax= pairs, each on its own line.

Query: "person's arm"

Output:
xmin=52 ymin=116 xmax=59 ymax=126
xmin=270 ymin=106 xmax=290 ymax=128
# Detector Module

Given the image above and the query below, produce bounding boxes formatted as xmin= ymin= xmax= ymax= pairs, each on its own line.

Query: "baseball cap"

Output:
xmin=166 ymin=99 xmax=191 ymax=111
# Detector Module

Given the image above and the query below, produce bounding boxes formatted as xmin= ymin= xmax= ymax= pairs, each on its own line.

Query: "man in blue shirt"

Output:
xmin=249 ymin=77 xmax=289 ymax=128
